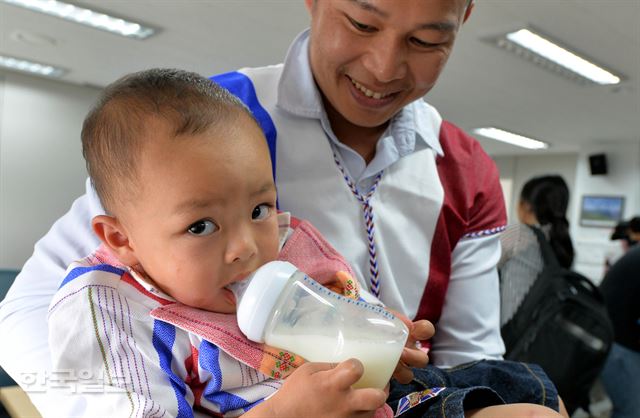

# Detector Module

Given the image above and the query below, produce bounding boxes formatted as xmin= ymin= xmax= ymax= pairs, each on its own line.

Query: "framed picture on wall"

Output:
xmin=579 ymin=195 xmax=625 ymax=227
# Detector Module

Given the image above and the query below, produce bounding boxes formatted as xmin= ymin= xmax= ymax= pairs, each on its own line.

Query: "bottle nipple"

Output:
xmin=226 ymin=278 xmax=251 ymax=306
xmin=231 ymin=261 xmax=298 ymax=342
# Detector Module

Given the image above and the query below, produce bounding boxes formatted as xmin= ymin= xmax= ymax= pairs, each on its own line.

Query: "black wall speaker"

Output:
xmin=589 ymin=153 xmax=608 ymax=175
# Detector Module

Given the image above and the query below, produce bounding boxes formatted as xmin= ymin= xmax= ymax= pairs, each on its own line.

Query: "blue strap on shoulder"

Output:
xmin=211 ymin=72 xmax=277 ymax=183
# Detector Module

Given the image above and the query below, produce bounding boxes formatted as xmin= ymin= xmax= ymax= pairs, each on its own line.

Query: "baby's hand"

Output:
xmin=387 ymin=309 xmax=434 ymax=384
xmin=258 ymin=359 xmax=386 ymax=418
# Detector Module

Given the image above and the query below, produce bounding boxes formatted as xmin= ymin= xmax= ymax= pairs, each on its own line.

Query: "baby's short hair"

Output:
xmin=81 ymin=68 xmax=255 ymax=213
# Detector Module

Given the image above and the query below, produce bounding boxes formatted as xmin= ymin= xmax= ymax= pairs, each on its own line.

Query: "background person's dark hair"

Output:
xmin=611 ymin=221 xmax=630 ymax=242
xmin=82 ymin=68 xmax=256 ymax=214
xmin=611 ymin=220 xmax=638 ymax=248
xmin=520 ymin=175 xmax=575 ymax=268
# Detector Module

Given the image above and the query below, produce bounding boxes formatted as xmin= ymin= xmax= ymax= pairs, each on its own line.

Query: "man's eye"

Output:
xmin=347 ymin=16 xmax=376 ymax=33
xmin=410 ymin=37 xmax=438 ymax=48
xmin=187 ymin=220 xmax=217 ymax=236
xmin=252 ymin=204 xmax=271 ymax=220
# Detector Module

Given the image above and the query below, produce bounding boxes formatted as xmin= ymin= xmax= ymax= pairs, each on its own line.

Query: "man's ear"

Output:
xmin=92 ymin=215 xmax=139 ymax=266
xmin=304 ymin=0 xmax=314 ymax=13
xmin=463 ymin=0 xmax=474 ymax=23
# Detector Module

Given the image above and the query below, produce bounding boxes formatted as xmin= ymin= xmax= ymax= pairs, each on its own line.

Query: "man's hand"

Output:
xmin=388 ymin=310 xmax=434 ymax=384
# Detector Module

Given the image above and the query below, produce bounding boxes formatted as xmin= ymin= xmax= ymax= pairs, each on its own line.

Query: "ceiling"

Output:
xmin=0 ymin=0 xmax=639 ymax=156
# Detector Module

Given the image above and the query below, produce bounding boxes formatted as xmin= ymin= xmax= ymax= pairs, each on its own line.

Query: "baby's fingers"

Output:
xmin=349 ymin=387 xmax=387 ymax=412
xmin=326 ymin=358 xmax=365 ymax=389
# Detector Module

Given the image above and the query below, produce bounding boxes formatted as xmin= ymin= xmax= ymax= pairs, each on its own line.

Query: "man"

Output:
xmin=216 ymin=0 xmax=506 ymax=364
xmin=0 ymin=1 xmax=564 ymax=416
xmin=600 ymin=245 xmax=640 ymax=418
xmin=606 ymin=218 xmax=640 ymax=270
xmin=628 ymin=217 xmax=640 ymax=243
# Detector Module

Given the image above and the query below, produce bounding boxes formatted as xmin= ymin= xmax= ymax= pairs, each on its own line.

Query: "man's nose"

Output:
xmin=362 ymin=34 xmax=408 ymax=83
xmin=224 ymin=226 xmax=257 ymax=264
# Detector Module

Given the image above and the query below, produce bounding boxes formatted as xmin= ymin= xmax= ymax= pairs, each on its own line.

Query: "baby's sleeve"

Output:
xmin=47 ymin=275 xmax=193 ymax=417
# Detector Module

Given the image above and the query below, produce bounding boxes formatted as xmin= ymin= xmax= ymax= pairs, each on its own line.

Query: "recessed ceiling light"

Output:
xmin=1 ymin=0 xmax=156 ymax=39
xmin=493 ymin=28 xmax=621 ymax=85
xmin=474 ymin=127 xmax=549 ymax=150
xmin=0 ymin=54 xmax=67 ymax=78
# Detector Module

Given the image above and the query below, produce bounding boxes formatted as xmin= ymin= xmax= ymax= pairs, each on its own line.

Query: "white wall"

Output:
xmin=569 ymin=141 xmax=640 ymax=283
xmin=493 ymin=154 xmax=579 ymax=224
xmin=493 ymin=144 xmax=640 ymax=284
xmin=0 ymin=72 xmax=99 ymax=269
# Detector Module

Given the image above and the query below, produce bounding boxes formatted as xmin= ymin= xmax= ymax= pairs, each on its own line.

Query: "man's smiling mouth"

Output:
xmin=349 ymin=77 xmax=394 ymax=100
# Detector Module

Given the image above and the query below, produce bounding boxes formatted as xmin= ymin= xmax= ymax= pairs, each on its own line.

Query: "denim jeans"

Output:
xmin=387 ymin=360 xmax=559 ymax=418
xmin=600 ymin=343 xmax=640 ymax=418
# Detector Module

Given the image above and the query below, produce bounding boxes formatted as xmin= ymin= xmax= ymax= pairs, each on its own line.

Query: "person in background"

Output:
xmin=599 ymin=244 xmax=640 ymax=418
xmin=605 ymin=217 xmax=640 ymax=271
xmin=628 ymin=217 xmax=640 ymax=243
xmin=0 ymin=1 xmax=567 ymax=416
xmin=498 ymin=175 xmax=574 ymax=327
xmin=611 ymin=221 xmax=630 ymax=243
xmin=606 ymin=220 xmax=632 ymax=270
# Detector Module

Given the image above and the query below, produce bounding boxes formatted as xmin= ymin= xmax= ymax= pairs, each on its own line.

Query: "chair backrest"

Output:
xmin=0 ymin=269 xmax=20 ymax=387
xmin=0 ymin=269 xmax=19 ymax=300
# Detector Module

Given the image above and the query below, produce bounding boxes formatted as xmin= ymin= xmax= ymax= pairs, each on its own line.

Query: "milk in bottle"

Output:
xmin=230 ymin=261 xmax=409 ymax=389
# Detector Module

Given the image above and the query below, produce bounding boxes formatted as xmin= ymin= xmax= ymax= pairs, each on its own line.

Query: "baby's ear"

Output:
xmin=91 ymin=215 xmax=139 ymax=266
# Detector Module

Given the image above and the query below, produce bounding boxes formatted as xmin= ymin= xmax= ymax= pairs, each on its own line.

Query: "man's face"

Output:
xmin=119 ymin=114 xmax=279 ymax=313
xmin=306 ymin=0 xmax=470 ymax=130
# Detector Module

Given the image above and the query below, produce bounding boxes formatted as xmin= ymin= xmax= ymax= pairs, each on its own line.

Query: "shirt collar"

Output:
xmin=277 ymin=29 xmax=443 ymax=157
xmin=277 ymin=29 xmax=324 ymax=119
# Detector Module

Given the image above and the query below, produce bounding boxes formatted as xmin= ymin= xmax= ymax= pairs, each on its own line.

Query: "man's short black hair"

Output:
xmin=611 ymin=221 xmax=630 ymax=241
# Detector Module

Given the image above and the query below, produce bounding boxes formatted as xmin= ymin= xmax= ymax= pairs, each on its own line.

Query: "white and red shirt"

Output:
xmin=212 ymin=30 xmax=507 ymax=366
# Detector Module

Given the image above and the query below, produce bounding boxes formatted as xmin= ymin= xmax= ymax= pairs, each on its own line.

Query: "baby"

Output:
xmin=47 ymin=68 xmax=414 ymax=417
xmin=47 ymin=68 xmax=565 ymax=418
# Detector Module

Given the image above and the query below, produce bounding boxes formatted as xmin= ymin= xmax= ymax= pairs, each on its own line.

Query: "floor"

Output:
xmin=572 ymin=380 xmax=613 ymax=418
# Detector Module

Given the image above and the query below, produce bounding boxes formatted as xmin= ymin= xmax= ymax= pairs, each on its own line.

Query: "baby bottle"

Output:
xmin=230 ymin=260 xmax=409 ymax=389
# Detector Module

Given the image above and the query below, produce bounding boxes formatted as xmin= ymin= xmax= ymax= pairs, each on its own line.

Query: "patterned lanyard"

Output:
xmin=332 ymin=151 xmax=384 ymax=298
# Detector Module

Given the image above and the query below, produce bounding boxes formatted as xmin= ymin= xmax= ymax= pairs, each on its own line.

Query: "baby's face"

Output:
xmin=120 ymin=113 xmax=279 ymax=313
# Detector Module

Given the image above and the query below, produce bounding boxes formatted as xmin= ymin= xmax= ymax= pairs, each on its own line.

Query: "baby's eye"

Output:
xmin=187 ymin=220 xmax=218 ymax=236
xmin=252 ymin=204 xmax=271 ymax=220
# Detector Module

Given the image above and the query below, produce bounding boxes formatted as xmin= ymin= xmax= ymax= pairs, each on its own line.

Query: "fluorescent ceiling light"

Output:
xmin=506 ymin=29 xmax=620 ymax=85
xmin=0 ymin=54 xmax=66 ymax=78
xmin=494 ymin=28 xmax=621 ymax=85
xmin=1 ymin=0 xmax=155 ymax=39
xmin=474 ymin=127 xmax=549 ymax=150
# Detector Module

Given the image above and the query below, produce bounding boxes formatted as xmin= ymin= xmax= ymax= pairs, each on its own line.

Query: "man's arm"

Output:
xmin=429 ymin=125 xmax=507 ymax=368
xmin=0 ymin=178 xmax=103 ymax=409
xmin=429 ymin=234 xmax=505 ymax=368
